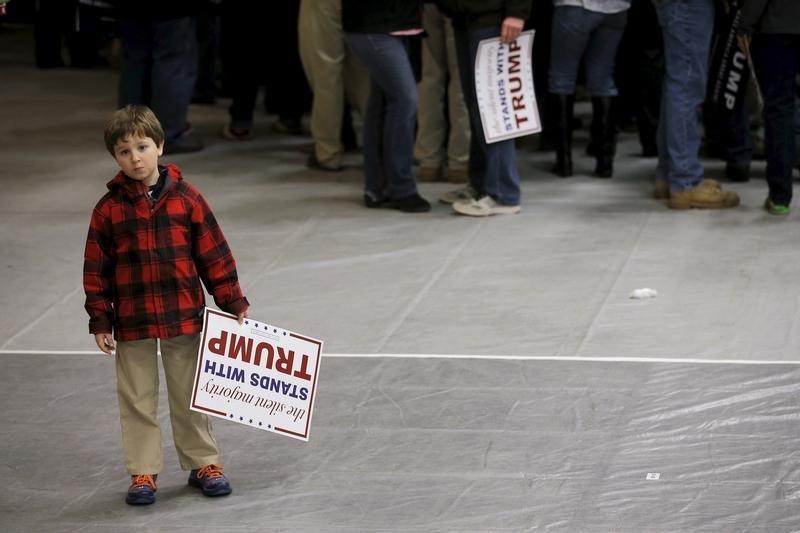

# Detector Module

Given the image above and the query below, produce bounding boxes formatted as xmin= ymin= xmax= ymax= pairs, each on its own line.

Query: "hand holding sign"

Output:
xmin=500 ymin=16 xmax=525 ymax=44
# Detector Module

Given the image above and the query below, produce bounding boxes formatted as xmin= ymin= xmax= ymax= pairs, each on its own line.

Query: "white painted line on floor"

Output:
xmin=0 ymin=350 xmax=798 ymax=365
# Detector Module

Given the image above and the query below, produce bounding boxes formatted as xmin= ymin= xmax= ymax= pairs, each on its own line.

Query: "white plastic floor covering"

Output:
xmin=2 ymin=24 xmax=800 ymax=532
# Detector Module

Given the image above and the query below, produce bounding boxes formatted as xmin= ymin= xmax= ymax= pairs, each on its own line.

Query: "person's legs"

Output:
xmin=455 ymin=25 xmax=520 ymax=206
xmin=160 ymin=334 xmax=220 ymax=471
xmin=443 ymin=13 xmax=470 ymax=180
xmin=264 ymin=0 xmax=310 ymax=132
xmin=653 ymin=81 xmax=669 ymax=193
xmin=453 ymin=26 xmax=483 ymax=196
xmin=584 ymin=11 xmax=626 ymax=96
xmin=359 ymin=76 xmax=388 ymax=202
xmin=116 ymin=338 xmax=162 ymax=475
xmin=654 ymin=0 xmax=712 ymax=191
xmin=150 ymin=17 xmax=198 ymax=144
xmin=118 ymin=19 xmax=153 ymax=108
xmin=548 ymin=6 xmax=594 ymax=96
xmin=548 ymin=7 xmax=593 ymax=178
xmin=308 ymin=0 xmax=347 ymax=168
xmin=753 ymin=34 xmax=799 ymax=208
xmin=723 ymin=97 xmax=753 ymax=181
xmin=653 ymin=0 xmax=738 ymax=208
xmin=347 ymin=33 xmax=419 ymax=200
xmin=585 ymin=10 xmax=627 ymax=177
xmin=34 ymin=0 xmax=70 ymax=68
xmin=633 ymin=2 xmax=664 ymax=158
xmin=414 ymin=3 xmax=448 ymax=178
xmin=220 ymin=4 xmax=262 ymax=132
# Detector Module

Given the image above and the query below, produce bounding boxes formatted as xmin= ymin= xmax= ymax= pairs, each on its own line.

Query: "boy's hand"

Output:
xmin=94 ymin=333 xmax=115 ymax=356
xmin=237 ymin=308 xmax=249 ymax=325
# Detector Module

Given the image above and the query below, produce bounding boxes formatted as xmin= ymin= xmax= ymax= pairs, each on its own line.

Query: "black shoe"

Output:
xmin=164 ymin=136 xmax=204 ymax=155
xmin=306 ymin=153 xmax=343 ymax=172
xmin=389 ymin=193 xmax=431 ymax=213
xmin=364 ymin=194 xmax=389 ymax=208
xmin=725 ymin=163 xmax=750 ymax=182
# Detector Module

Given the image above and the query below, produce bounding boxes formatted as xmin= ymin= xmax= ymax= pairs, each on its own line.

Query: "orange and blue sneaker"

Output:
xmin=188 ymin=464 xmax=232 ymax=497
xmin=125 ymin=474 xmax=157 ymax=505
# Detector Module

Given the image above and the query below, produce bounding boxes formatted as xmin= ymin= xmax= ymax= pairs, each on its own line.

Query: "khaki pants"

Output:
xmin=116 ymin=334 xmax=219 ymax=474
xmin=298 ymin=0 xmax=369 ymax=167
xmin=414 ymin=4 xmax=470 ymax=172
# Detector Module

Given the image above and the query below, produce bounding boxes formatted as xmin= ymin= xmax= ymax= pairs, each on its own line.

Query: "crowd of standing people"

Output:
xmin=18 ymin=0 xmax=800 ymax=216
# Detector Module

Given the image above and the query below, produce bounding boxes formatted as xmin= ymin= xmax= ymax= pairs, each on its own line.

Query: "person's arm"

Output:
xmin=190 ymin=193 xmax=249 ymax=323
xmin=84 ymin=206 xmax=117 ymax=354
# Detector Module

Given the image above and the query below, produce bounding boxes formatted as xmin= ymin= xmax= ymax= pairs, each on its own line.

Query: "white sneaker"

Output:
xmin=452 ymin=195 xmax=521 ymax=217
xmin=438 ymin=185 xmax=477 ymax=205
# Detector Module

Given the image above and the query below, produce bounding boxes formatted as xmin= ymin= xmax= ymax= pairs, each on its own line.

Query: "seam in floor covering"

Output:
xmin=0 ymin=285 xmax=83 ymax=350
xmin=372 ymin=219 xmax=486 ymax=353
xmin=2 ymin=350 xmax=799 ymax=365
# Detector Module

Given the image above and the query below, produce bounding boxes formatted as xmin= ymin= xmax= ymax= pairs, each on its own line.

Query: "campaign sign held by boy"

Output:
xmin=191 ymin=309 xmax=323 ymax=442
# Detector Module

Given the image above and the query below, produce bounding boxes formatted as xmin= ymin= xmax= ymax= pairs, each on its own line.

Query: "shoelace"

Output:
xmin=196 ymin=464 xmax=224 ymax=480
xmin=131 ymin=474 xmax=156 ymax=489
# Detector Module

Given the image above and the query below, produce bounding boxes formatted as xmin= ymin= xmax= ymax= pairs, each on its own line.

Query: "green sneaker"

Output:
xmin=764 ymin=198 xmax=790 ymax=216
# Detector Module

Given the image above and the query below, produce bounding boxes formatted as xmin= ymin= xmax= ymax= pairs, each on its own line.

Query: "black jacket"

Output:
xmin=434 ymin=0 xmax=531 ymax=30
xmin=342 ymin=0 xmax=422 ymax=34
xmin=739 ymin=0 xmax=800 ymax=36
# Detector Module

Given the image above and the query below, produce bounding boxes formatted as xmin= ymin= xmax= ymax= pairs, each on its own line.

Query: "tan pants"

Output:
xmin=116 ymin=334 xmax=219 ymax=474
xmin=298 ymin=0 xmax=369 ymax=167
xmin=414 ymin=3 xmax=470 ymax=172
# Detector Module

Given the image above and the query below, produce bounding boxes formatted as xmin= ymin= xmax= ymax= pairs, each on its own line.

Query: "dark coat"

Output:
xmin=434 ymin=0 xmax=531 ymax=30
xmin=342 ymin=0 xmax=422 ymax=33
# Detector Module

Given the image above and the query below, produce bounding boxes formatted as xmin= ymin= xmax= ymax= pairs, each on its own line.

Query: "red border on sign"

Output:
xmin=273 ymin=332 xmax=322 ymax=439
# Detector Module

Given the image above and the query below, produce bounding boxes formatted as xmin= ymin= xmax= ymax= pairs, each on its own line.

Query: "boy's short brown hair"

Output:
xmin=103 ymin=105 xmax=165 ymax=156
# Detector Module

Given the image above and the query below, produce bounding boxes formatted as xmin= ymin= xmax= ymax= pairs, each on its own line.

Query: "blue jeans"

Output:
xmin=346 ymin=33 xmax=418 ymax=200
xmin=454 ymin=25 xmax=520 ymax=206
xmin=118 ymin=17 xmax=198 ymax=143
xmin=752 ymin=34 xmax=800 ymax=206
xmin=548 ymin=6 xmax=627 ymax=96
xmin=653 ymin=0 xmax=714 ymax=191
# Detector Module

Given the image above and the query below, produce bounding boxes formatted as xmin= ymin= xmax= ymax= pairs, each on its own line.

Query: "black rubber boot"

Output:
xmin=550 ymin=93 xmax=575 ymax=177
xmin=591 ymin=97 xmax=617 ymax=178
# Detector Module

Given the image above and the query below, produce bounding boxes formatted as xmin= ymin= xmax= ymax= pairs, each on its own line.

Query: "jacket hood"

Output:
xmin=106 ymin=163 xmax=183 ymax=198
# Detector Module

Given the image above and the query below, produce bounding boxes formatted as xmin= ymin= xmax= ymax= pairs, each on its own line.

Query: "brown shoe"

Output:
xmin=417 ymin=166 xmax=444 ymax=182
xmin=668 ymin=179 xmax=740 ymax=210
xmin=447 ymin=167 xmax=468 ymax=183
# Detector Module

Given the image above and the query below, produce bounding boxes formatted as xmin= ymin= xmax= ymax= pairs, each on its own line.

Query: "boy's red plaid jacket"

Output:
xmin=83 ymin=164 xmax=248 ymax=342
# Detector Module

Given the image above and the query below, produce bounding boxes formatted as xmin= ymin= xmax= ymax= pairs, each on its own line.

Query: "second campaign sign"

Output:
xmin=475 ymin=29 xmax=541 ymax=143
xmin=190 ymin=308 xmax=323 ymax=442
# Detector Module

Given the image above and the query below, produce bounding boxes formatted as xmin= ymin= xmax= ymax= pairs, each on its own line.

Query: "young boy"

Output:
xmin=84 ymin=105 xmax=249 ymax=505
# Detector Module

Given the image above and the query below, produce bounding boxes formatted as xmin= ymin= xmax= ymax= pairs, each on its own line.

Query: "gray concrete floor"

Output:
xmin=2 ymin=24 xmax=800 ymax=532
